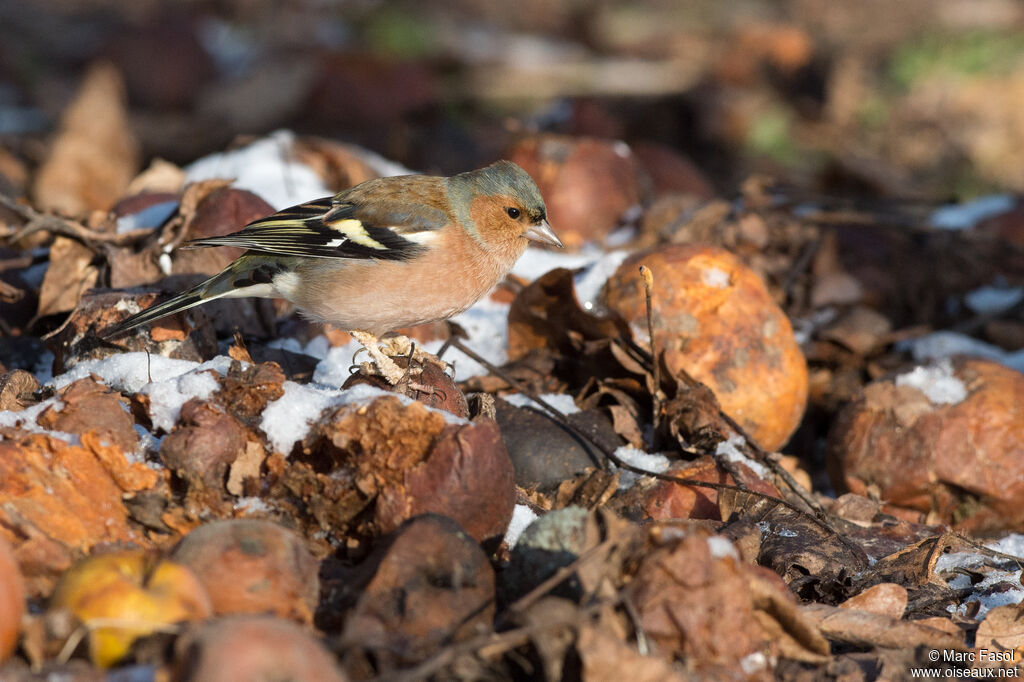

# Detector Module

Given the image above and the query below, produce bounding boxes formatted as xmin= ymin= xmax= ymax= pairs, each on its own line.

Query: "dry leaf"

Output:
xmin=227 ymin=440 xmax=266 ymax=496
xmin=839 ymin=583 xmax=908 ymax=619
xmin=33 ymin=61 xmax=139 ymax=215
xmin=36 ymin=237 xmax=98 ymax=318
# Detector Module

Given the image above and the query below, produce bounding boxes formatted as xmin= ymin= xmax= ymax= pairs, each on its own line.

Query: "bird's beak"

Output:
xmin=524 ymin=219 xmax=563 ymax=248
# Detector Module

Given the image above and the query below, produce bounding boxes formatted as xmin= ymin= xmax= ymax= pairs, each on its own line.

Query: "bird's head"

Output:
xmin=447 ymin=160 xmax=562 ymax=250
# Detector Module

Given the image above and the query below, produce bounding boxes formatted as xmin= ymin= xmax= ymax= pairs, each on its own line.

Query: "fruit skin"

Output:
xmin=0 ymin=535 xmax=25 ymax=662
xmin=603 ymin=244 xmax=808 ymax=450
xmin=49 ymin=549 xmax=212 ymax=667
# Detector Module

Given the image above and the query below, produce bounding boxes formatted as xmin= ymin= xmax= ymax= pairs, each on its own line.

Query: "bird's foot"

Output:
xmin=378 ymin=335 xmax=451 ymax=374
xmin=350 ymin=331 xmax=449 ymax=386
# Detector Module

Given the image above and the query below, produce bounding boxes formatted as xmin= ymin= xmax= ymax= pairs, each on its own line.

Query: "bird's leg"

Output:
xmin=350 ymin=330 xmax=408 ymax=385
xmin=378 ymin=335 xmax=451 ymax=374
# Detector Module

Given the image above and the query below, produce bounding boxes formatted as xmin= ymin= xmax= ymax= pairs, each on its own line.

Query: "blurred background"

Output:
xmin=4 ymin=0 xmax=1024 ymax=200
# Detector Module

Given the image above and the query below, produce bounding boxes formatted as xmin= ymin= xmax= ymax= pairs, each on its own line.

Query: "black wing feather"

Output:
xmin=187 ymin=197 xmax=428 ymax=261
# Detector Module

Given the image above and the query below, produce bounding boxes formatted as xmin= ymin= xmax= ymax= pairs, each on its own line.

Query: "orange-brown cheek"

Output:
xmin=468 ymin=195 xmax=520 ymax=246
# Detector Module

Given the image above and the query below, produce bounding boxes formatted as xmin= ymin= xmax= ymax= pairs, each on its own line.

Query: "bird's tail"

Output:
xmin=101 ymin=255 xmax=278 ymax=339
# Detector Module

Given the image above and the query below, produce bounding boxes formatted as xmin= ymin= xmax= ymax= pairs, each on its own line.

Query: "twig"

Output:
xmin=377 ymin=598 xmax=614 ymax=682
xmin=672 ymin=365 xmax=825 ymax=516
xmin=639 ymin=265 xmax=664 ymax=435
xmin=502 ymin=538 xmax=616 ymax=621
xmin=447 ymin=337 xmax=868 ymax=563
xmin=0 ymin=193 xmax=151 ymax=247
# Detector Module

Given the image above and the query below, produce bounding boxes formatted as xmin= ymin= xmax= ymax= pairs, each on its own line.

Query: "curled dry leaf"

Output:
xmin=508 ymin=267 xmax=628 ymax=364
xmin=293 ymin=136 xmax=387 ymax=190
xmin=974 ymin=605 xmax=1024 ymax=664
xmin=36 ymin=237 xmax=98 ymax=319
xmin=630 ymin=528 xmax=773 ymax=675
xmin=0 ymin=369 xmax=41 ymax=411
xmin=757 ymin=506 xmax=868 ymax=602
xmin=577 ymin=619 xmax=691 ymax=682
xmin=839 ymin=583 xmax=908 ymax=619
xmin=800 ymin=602 xmax=966 ymax=652
xmin=32 ymin=61 xmax=140 ymax=216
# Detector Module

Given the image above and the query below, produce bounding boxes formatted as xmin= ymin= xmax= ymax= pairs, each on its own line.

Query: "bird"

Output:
xmin=102 ymin=160 xmax=562 ymax=383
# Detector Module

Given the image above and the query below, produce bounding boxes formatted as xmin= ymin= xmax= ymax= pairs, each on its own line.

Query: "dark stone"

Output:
xmin=495 ymin=399 xmax=622 ymax=492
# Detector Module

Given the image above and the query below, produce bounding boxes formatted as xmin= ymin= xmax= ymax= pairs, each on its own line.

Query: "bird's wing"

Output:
xmin=186 ymin=192 xmax=448 ymax=261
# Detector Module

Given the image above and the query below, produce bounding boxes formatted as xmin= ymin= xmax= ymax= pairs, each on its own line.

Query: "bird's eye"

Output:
xmin=505 ymin=207 xmax=521 ymax=219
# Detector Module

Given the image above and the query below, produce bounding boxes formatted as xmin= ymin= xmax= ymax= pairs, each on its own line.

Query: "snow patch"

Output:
xmin=185 ymin=130 xmax=331 ymax=210
xmin=504 ymin=504 xmax=538 ymax=549
xmin=612 ymin=446 xmax=671 ymax=490
xmin=502 ymin=392 xmax=579 ymax=415
xmin=895 ymin=358 xmax=968 ymax=406
xmin=716 ymin=435 xmax=769 ymax=477
xmin=701 ymin=266 xmax=730 ymax=289
xmin=929 ymin=194 xmax=1015 ymax=230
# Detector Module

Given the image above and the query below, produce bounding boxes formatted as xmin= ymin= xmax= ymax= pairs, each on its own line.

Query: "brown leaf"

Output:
xmin=293 ymin=136 xmax=386 ymax=190
xmin=630 ymin=528 xmax=772 ymax=675
xmin=801 ymin=602 xmax=965 ymax=651
xmin=36 ymin=237 xmax=98 ymax=318
xmin=508 ymin=268 xmax=628 ymax=362
xmin=974 ymin=605 xmax=1024 ymax=661
xmin=819 ymin=306 xmax=892 ymax=356
xmin=862 ymin=533 xmax=960 ymax=591
xmin=0 ymin=370 xmax=40 ymax=411
xmin=839 ymin=583 xmax=908 ymax=619
xmin=172 ymin=187 xmax=275 ymax=277
xmin=553 ymin=468 xmax=620 ymax=510
xmin=32 ymin=61 xmax=139 ymax=215
xmin=757 ymin=506 xmax=869 ymax=602
xmin=227 ymin=440 xmax=265 ymax=497
xmin=577 ymin=620 xmax=689 ymax=682
xmin=748 ymin=566 xmax=831 ymax=663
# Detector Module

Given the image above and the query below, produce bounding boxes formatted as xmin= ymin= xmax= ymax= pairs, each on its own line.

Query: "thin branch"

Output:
xmin=447 ymin=337 xmax=868 ymax=563
xmin=0 ymin=193 xmax=152 ymax=247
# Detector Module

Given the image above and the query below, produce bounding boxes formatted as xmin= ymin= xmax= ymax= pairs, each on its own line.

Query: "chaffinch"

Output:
xmin=104 ymin=160 xmax=562 ymax=382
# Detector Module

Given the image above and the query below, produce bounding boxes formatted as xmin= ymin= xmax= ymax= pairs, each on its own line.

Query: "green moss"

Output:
xmin=746 ymin=108 xmax=800 ymax=166
xmin=889 ymin=30 xmax=1024 ymax=89
xmin=361 ymin=8 xmax=437 ymax=58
